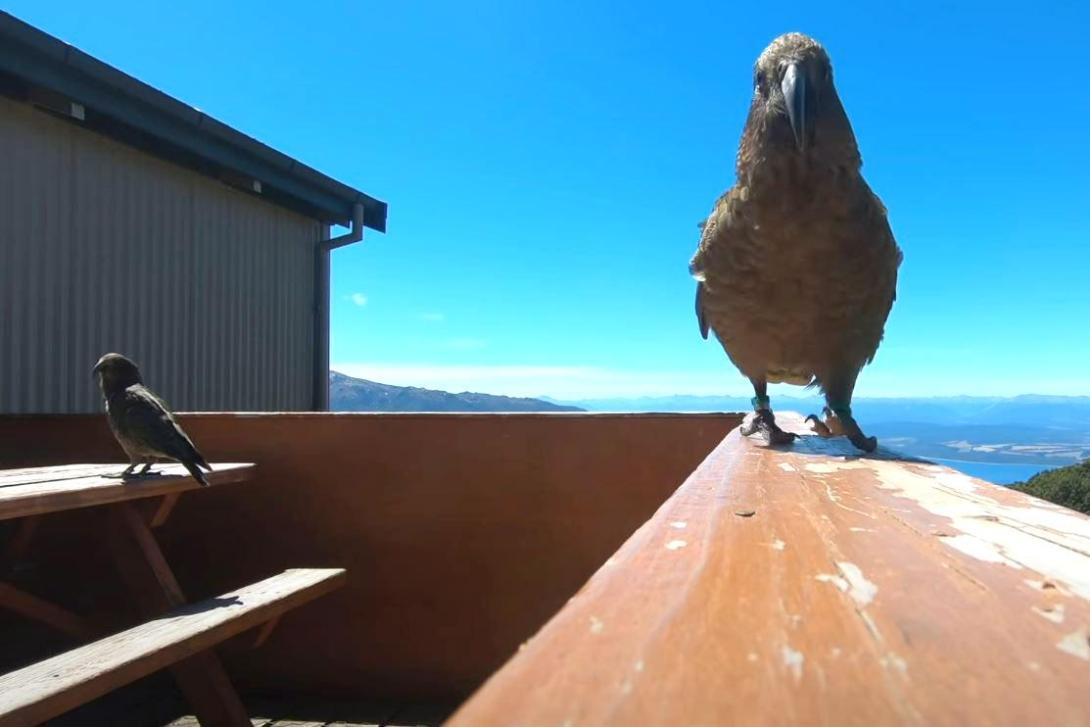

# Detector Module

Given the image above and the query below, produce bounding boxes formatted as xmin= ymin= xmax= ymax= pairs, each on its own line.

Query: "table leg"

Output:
xmin=109 ymin=502 xmax=251 ymax=727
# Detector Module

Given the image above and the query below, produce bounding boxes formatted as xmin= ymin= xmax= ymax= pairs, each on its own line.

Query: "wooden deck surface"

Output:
xmin=449 ymin=413 xmax=1090 ymax=725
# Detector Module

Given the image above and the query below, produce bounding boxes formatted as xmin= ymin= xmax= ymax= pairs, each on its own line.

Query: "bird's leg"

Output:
xmin=136 ymin=462 xmax=162 ymax=477
xmin=120 ymin=463 xmax=137 ymax=479
xmin=812 ymin=372 xmax=876 ymax=452
xmin=739 ymin=379 xmax=796 ymax=445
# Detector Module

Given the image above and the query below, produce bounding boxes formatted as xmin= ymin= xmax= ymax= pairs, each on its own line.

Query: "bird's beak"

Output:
xmin=781 ymin=62 xmax=809 ymax=151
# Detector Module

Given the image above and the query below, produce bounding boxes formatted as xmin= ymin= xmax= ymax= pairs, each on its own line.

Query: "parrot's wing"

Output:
xmin=694 ymin=282 xmax=709 ymax=340
xmin=122 ymin=386 xmax=209 ymax=469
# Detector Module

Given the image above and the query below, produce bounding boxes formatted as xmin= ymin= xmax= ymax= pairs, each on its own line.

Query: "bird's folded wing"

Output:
xmin=122 ymin=389 xmax=201 ymax=461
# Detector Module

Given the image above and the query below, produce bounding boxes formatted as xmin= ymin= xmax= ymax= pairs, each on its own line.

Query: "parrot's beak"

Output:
xmin=781 ymin=62 xmax=810 ymax=151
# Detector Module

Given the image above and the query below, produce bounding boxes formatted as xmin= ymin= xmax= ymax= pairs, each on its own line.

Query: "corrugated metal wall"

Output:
xmin=0 ymin=96 xmax=321 ymax=413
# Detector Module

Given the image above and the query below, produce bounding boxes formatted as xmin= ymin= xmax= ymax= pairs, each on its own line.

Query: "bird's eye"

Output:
xmin=754 ymin=70 xmax=765 ymax=93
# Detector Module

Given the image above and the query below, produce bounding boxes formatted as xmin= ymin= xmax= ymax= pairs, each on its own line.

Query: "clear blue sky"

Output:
xmin=11 ymin=1 xmax=1089 ymax=399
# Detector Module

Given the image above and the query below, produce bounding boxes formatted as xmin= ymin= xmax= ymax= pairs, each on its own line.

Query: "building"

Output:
xmin=0 ymin=11 xmax=387 ymax=413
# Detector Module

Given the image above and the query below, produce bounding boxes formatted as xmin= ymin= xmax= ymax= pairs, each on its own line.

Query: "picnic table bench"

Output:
xmin=0 ymin=463 xmax=346 ymax=727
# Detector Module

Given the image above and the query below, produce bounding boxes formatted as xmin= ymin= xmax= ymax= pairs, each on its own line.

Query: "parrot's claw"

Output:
xmin=740 ymin=410 xmax=797 ymax=446
xmin=806 ymin=407 xmax=843 ymax=437
xmin=805 ymin=414 xmax=832 ymax=437
xmin=808 ymin=408 xmax=877 ymax=453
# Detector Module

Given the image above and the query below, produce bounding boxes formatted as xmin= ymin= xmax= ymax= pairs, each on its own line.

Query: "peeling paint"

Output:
xmin=669 ymin=520 xmax=688 ymax=529
xmin=747 ymin=652 xmax=759 ymax=663
xmin=779 ymin=462 xmax=796 ymax=472
xmin=781 ymin=645 xmax=804 ymax=681
xmin=824 ymin=482 xmax=842 ymax=503
xmin=816 ymin=573 xmax=850 ymax=592
xmin=634 ymin=660 xmax=644 ymax=672
xmin=838 ymin=562 xmax=878 ymax=608
xmin=881 ymin=652 xmax=908 ymax=676
xmin=589 ymin=616 xmax=604 ymax=635
xmin=856 ymin=458 xmax=1090 ymax=602
xmin=1057 ymin=630 xmax=1090 ymax=661
xmin=1032 ymin=604 xmax=1065 ymax=624
xmin=849 ymin=527 xmax=875 ymax=533
xmin=804 ymin=463 xmax=840 ymax=474
xmin=771 ymin=539 xmax=786 ymax=551
xmin=943 ymin=534 xmax=1024 ymax=569
xmin=665 ymin=539 xmax=687 ymax=551
xmin=816 ymin=563 xmax=877 ymax=608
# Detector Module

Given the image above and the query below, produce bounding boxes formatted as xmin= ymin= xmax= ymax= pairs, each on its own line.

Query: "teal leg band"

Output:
xmin=751 ymin=395 xmax=771 ymax=411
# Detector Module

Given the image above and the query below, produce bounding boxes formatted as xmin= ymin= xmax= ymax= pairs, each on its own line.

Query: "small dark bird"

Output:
xmin=92 ymin=353 xmax=212 ymax=485
xmin=690 ymin=33 xmax=902 ymax=452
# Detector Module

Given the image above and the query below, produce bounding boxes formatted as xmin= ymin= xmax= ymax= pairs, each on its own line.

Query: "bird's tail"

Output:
xmin=183 ymin=459 xmax=210 ymax=486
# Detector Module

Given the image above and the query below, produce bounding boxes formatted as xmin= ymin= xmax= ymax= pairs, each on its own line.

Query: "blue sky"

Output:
xmin=12 ymin=1 xmax=1089 ymax=399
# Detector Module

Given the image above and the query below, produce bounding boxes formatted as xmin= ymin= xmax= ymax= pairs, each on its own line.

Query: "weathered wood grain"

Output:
xmin=448 ymin=414 xmax=1090 ymax=726
xmin=0 ymin=463 xmax=254 ymax=521
xmin=0 ymin=569 xmax=346 ymax=727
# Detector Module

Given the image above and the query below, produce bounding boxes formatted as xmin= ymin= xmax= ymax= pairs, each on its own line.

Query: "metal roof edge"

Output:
xmin=0 ymin=11 xmax=387 ymax=232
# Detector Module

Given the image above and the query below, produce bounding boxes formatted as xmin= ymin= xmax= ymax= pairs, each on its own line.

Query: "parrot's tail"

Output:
xmin=182 ymin=459 xmax=210 ymax=486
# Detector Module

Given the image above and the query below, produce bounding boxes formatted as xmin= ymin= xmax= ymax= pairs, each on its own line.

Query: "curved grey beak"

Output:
xmin=781 ymin=62 xmax=809 ymax=151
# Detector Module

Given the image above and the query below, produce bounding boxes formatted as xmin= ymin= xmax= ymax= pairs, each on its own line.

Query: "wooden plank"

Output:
xmin=251 ymin=615 xmax=281 ymax=649
xmin=0 ymin=582 xmax=96 ymax=640
xmin=1 ymin=516 xmax=39 ymax=568
xmin=0 ymin=568 xmax=346 ymax=727
xmin=0 ymin=463 xmax=254 ymax=522
xmin=148 ymin=492 xmax=182 ymax=528
xmin=448 ymin=413 xmax=1090 ymax=726
xmin=109 ymin=502 xmax=249 ymax=726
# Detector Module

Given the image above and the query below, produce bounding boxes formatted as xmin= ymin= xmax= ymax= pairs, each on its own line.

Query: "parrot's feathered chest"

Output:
xmin=691 ymin=159 xmax=901 ymax=383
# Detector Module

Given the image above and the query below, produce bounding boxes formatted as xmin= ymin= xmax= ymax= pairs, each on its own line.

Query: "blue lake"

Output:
xmin=926 ymin=457 xmax=1057 ymax=485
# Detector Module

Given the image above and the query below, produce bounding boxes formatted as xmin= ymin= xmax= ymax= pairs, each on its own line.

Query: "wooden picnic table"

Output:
xmin=0 ymin=462 xmax=345 ymax=727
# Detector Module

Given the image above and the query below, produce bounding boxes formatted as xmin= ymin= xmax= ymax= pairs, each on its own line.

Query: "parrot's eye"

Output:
xmin=754 ymin=70 xmax=766 ymax=93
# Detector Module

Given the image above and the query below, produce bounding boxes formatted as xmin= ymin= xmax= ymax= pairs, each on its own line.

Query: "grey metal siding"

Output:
xmin=0 ymin=96 xmax=320 ymax=413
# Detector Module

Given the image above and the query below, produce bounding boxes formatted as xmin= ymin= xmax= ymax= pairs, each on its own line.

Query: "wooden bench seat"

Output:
xmin=0 ymin=568 xmax=346 ymax=727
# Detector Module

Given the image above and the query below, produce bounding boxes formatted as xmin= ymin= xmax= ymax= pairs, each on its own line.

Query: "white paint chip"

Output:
xmin=781 ymin=645 xmax=805 ymax=681
xmin=747 ymin=652 xmax=759 ymax=663
xmin=771 ymin=539 xmax=786 ymax=551
xmin=1057 ymin=630 xmax=1090 ymax=661
xmin=804 ymin=463 xmax=840 ymax=474
xmin=670 ymin=520 xmax=688 ymax=529
xmin=589 ymin=616 xmax=604 ymax=635
xmin=882 ymin=652 xmax=909 ymax=676
xmin=665 ymin=539 xmax=687 ymax=551
xmin=815 ymin=562 xmax=877 ymax=608
xmin=816 ymin=573 xmax=849 ymax=592
xmin=1032 ymin=604 xmax=1065 ymax=624
xmin=838 ymin=562 xmax=878 ymax=608
xmin=778 ymin=462 xmax=796 ymax=472
xmin=634 ymin=659 xmax=644 ymax=672
xmin=943 ymin=534 xmax=1024 ymax=569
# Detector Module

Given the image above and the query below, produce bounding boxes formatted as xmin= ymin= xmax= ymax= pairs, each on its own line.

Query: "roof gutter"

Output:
xmin=313 ymin=202 xmax=366 ymax=410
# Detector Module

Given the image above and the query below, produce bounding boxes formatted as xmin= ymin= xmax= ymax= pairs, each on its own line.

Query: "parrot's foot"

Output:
xmin=739 ymin=409 xmax=797 ymax=446
xmin=806 ymin=407 xmax=877 ymax=453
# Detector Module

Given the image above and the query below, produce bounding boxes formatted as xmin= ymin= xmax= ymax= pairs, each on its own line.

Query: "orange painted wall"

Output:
xmin=0 ymin=413 xmax=737 ymax=701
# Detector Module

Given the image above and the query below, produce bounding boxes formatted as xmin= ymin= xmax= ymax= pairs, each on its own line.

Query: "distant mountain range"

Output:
xmin=551 ymin=394 xmax=1090 ymax=483
xmin=329 ymin=371 xmax=583 ymax=413
xmin=330 ymin=375 xmax=1088 ymax=484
